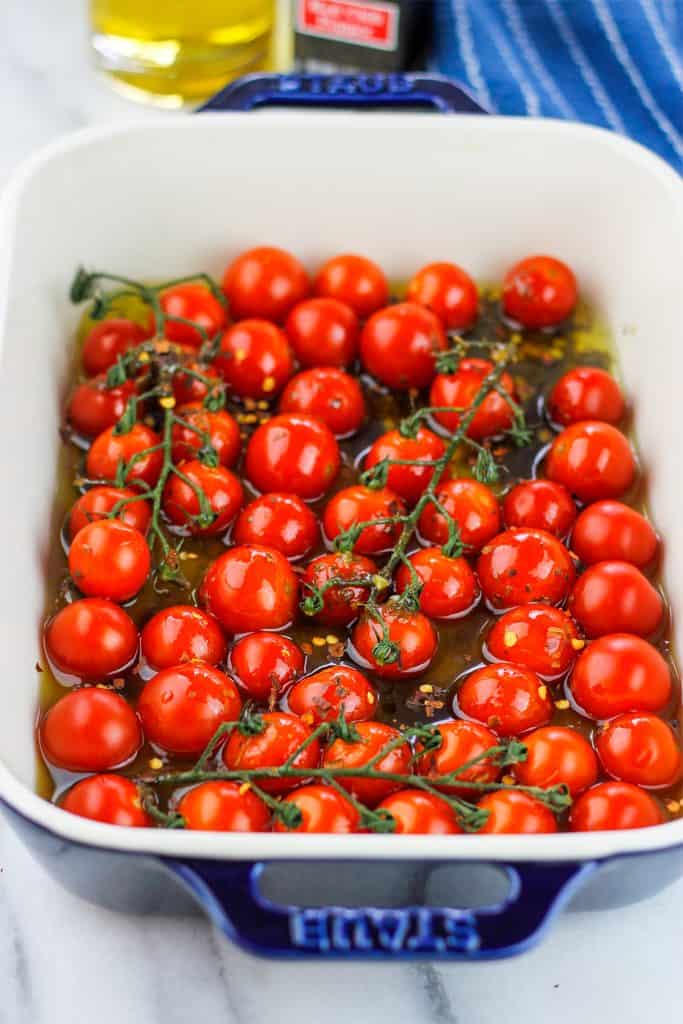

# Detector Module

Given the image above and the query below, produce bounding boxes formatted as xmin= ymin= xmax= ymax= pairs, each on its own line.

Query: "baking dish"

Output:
xmin=0 ymin=73 xmax=682 ymax=960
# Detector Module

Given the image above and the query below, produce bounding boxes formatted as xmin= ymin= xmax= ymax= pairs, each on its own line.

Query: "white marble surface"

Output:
xmin=2 ymin=2 xmax=683 ymax=1022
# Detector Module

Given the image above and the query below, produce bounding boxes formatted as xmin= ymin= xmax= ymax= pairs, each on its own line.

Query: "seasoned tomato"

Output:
xmin=456 ymin=663 xmax=552 ymax=737
xmin=350 ymin=600 xmax=437 ymax=679
xmin=571 ymin=501 xmax=658 ymax=568
xmin=406 ymin=261 xmax=478 ymax=330
xmin=233 ymin=492 xmax=318 ymax=560
xmin=61 ymin=775 xmax=150 ymax=827
xmin=301 ymin=551 xmax=377 ymax=626
xmin=485 ymin=604 xmax=581 ymax=679
xmin=360 ymin=303 xmax=447 ymax=390
xmin=569 ymin=781 xmax=664 ymax=831
xmin=138 ymin=662 xmax=241 ymax=755
xmin=287 ymin=665 xmax=377 ymax=724
xmin=40 ymin=688 xmax=142 ymax=771
xmin=548 ymin=367 xmax=625 ymax=426
xmin=162 ymin=460 xmax=243 ymax=536
xmin=513 ymin=725 xmax=598 ymax=796
xmin=245 ymin=414 xmax=340 ymax=500
xmin=82 ymin=318 xmax=149 ymax=377
xmin=178 ymin=781 xmax=270 ymax=832
xmin=285 ymin=297 xmax=359 ymax=368
xmin=230 ymin=632 xmax=304 ymax=703
xmin=86 ymin=422 xmax=163 ymax=490
xmin=215 ymin=320 xmax=294 ymax=400
xmin=323 ymin=720 xmax=411 ymax=807
xmin=68 ymin=519 xmax=150 ymax=602
xmin=159 ymin=283 xmax=227 ymax=349
xmin=416 ymin=719 xmax=501 ymax=795
xmin=44 ymin=598 xmax=138 ymax=680
xmin=569 ymin=634 xmax=671 ymax=720
xmin=323 ymin=485 xmax=406 ymax=555
xmin=429 ymin=358 xmax=517 ymax=440
xmin=568 ymin=561 xmax=664 ymax=638
xmin=274 ymin=785 xmax=360 ymax=833
xmin=378 ymin=790 xmax=462 ymax=834
xmin=502 ymin=479 xmax=576 ymax=538
xmin=394 ymin=548 xmax=479 ymax=620
xmin=223 ymin=711 xmax=320 ymax=795
xmin=172 ymin=359 xmax=222 ymax=406
xmin=477 ymin=528 xmax=576 ymax=610
xmin=478 ymin=790 xmax=558 ymax=834
xmin=170 ymin=404 xmax=241 ymax=467
xmin=68 ymin=486 xmax=151 ymax=538
xmin=364 ymin=426 xmax=445 ymax=505
xmin=141 ymin=605 xmax=227 ymax=671
xmin=502 ymin=255 xmax=577 ymax=329
xmin=417 ymin=477 xmax=500 ymax=551
xmin=222 ymin=246 xmax=310 ymax=322
xmin=280 ymin=367 xmax=365 ymax=438
xmin=596 ymin=714 xmax=682 ymax=788
xmin=313 ymin=253 xmax=388 ymax=319
xmin=545 ymin=421 xmax=636 ymax=503
xmin=67 ymin=375 xmax=137 ymax=438
xmin=200 ymin=544 xmax=298 ymax=633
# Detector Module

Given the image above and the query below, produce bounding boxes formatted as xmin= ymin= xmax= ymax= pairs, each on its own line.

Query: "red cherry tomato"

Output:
xmin=364 ymin=427 xmax=445 ymax=505
xmin=230 ymin=632 xmax=304 ymax=703
xmin=87 ymin=422 xmax=163 ymax=490
xmin=301 ymin=551 xmax=377 ymax=626
xmin=138 ymin=662 xmax=241 ymax=755
xmin=61 ymin=775 xmax=150 ymax=827
xmin=245 ymin=413 xmax=340 ymax=500
xmin=178 ymin=781 xmax=270 ymax=831
xmin=502 ymin=255 xmax=577 ymax=329
xmin=513 ymin=725 xmax=598 ymax=796
xmin=223 ymin=246 xmax=309 ymax=322
xmin=406 ymin=261 xmax=478 ymax=330
xmin=279 ymin=368 xmax=365 ymax=437
xmin=571 ymin=501 xmax=658 ymax=568
xmin=67 ymin=375 xmax=137 ymax=438
xmin=545 ymin=421 xmax=636 ymax=503
xmin=288 ymin=665 xmax=377 ymax=724
xmin=416 ymin=719 xmax=501 ymax=795
xmin=323 ymin=720 xmax=411 ymax=807
xmin=417 ymin=477 xmax=501 ymax=551
xmin=378 ymin=789 xmax=463 ymax=834
xmin=215 ymin=320 xmax=294 ymax=399
xmin=569 ymin=633 xmax=672 ymax=719
xmin=323 ymin=485 xmax=406 ymax=555
xmin=596 ymin=713 xmax=682 ymax=788
xmin=285 ymin=297 xmax=359 ymax=367
xmin=172 ymin=360 xmax=222 ymax=406
xmin=478 ymin=789 xmax=558 ymax=833
xmin=200 ymin=544 xmax=298 ymax=633
xmin=313 ymin=253 xmax=388 ymax=319
xmin=171 ymin=404 xmax=241 ymax=467
xmin=274 ymin=785 xmax=360 ymax=833
xmin=40 ymin=688 xmax=142 ymax=771
xmin=548 ymin=367 xmax=625 ymax=426
xmin=69 ymin=519 xmax=151 ymax=602
xmin=360 ymin=303 xmax=447 ymax=390
xmin=569 ymin=781 xmax=664 ymax=831
xmin=503 ymin=479 xmax=577 ymax=538
xmin=82 ymin=319 xmax=149 ymax=377
xmin=485 ymin=604 xmax=581 ymax=679
xmin=477 ymin=528 xmax=576 ymax=610
xmin=233 ymin=492 xmax=318 ymax=560
xmin=224 ymin=710 xmax=320 ymax=795
xmin=350 ymin=600 xmax=437 ymax=680
xmin=141 ymin=605 xmax=227 ymax=671
xmin=68 ymin=486 xmax=151 ymax=539
xmin=158 ymin=283 xmax=227 ymax=349
xmin=44 ymin=598 xmax=138 ymax=680
xmin=394 ymin=548 xmax=479 ymax=619
xmin=163 ymin=460 xmax=243 ymax=536
xmin=429 ymin=358 xmax=517 ymax=440
xmin=568 ymin=561 xmax=664 ymax=638
xmin=457 ymin=663 xmax=552 ymax=737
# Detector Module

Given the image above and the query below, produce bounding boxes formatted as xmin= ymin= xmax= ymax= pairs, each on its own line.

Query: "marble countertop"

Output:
xmin=2 ymin=2 xmax=682 ymax=1022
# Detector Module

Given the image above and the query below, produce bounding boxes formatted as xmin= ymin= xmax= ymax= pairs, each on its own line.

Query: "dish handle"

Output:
xmin=165 ymin=858 xmax=598 ymax=959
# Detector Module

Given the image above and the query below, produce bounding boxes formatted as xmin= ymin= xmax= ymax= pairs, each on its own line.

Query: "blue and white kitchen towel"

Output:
xmin=434 ymin=0 xmax=683 ymax=172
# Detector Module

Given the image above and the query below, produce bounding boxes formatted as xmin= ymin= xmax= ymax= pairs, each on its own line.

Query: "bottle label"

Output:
xmin=296 ymin=0 xmax=399 ymax=52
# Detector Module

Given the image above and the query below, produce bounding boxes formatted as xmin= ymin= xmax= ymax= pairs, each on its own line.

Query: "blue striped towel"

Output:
xmin=434 ymin=0 xmax=683 ymax=173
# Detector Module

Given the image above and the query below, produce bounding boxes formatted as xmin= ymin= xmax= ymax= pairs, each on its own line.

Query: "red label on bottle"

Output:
xmin=296 ymin=0 xmax=399 ymax=51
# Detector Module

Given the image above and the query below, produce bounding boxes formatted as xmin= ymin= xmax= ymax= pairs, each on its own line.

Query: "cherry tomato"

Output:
xmin=68 ymin=486 xmax=151 ymax=539
xmin=279 ymin=368 xmax=365 ymax=438
xmin=40 ymin=688 xmax=142 ymax=771
xmin=395 ymin=548 xmax=479 ymax=619
xmin=313 ymin=253 xmax=388 ymax=319
xmin=301 ymin=551 xmax=377 ymax=626
xmin=44 ymin=598 xmax=138 ymax=680
xmin=416 ymin=719 xmax=501 ymax=795
xmin=548 ymin=367 xmax=625 ymax=426
xmin=364 ymin=426 xmax=445 ymax=505
xmin=457 ymin=663 xmax=552 ymax=737
xmin=478 ymin=790 xmax=558 ymax=834
xmin=569 ymin=781 xmax=664 ymax=831
xmin=569 ymin=633 xmax=672 ymax=719
xmin=158 ymin=283 xmax=227 ymax=349
xmin=215 ymin=320 xmax=294 ymax=399
xmin=223 ymin=246 xmax=309 ymax=322
xmin=245 ymin=413 xmax=340 ymax=500
xmin=571 ymin=501 xmax=658 ymax=568
xmin=178 ymin=780 xmax=270 ymax=831
xmin=485 ymin=604 xmax=581 ymax=679
xmin=285 ymin=297 xmax=359 ymax=367
xmin=172 ymin=360 xmax=222 ymax=406
xmin=288 ymin=665 xmax=377 ymax=724
xmin=200 ymin=544 xmax=298 ymax=633
xmin=82 ymin=318 xmax=149 ymax=377
xmin=274 ymin=785 xmax=360 ymax=833
xmin=503 ymin=479 xmax=576 ymax=538
xmin=171 ymin=404 xmax=241 ymax=467
xmin=233 ymin=492 xmax=318 ymax=560
xmin=568 ymin=561 xmax=664 ymax=638
xmin=230 ymin=632 xmax=304 ymax=703
xmin=61 ymin=775 xmax=150 ymax=827
xmin=477 ymin=528 xmax=576 ymax=610
xmin=323 ymin=720 xmax=411 ymax=807
xmin=138 ymin=662 xmax=241 ymax=755
xmin=141 ymin=605 xmax=227 ymax=671
xmin=545 ymin=421 xmax=636 ymax=503
xmin=429 ymin=358 xmax=517 ymax=440
xmin=406 ymin=261 xmax=478 ymax=330
xmin=417 ymin=477 xmax=500 ymax=551
xmin=350 ymin=600 xmax=437 ymax=679
xmin=163 ymin=460 xmax=243 ymax=536
xmin=360 ymin=303 xmax=447 ymax=390
xmin=502 ymin=255 xmax=577 ymax=329
xmin=69 ymin=519 xmax=151 ymax=602
xmin=86 ymin=422 xmax=163 ymax=490
xmin=596 ymin=713 xmax=682 ymax=788
xmin=323 ymin=485 xmax=406 ymax=555
xmin=223 ymin=710 xmax=320 ymax=795
xmin=67 ymin=375 xmax=137 ymax=438
xmin=513 ymin=725 xmax=598 ymax=796
xmin=378 ymin=790 xmax=462 ymax=834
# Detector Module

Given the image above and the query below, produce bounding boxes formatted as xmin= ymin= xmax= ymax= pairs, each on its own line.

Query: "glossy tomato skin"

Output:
xmin=429 ymin=358 xmax=517 ymax=440
xmin=503 ymin=479 xmax=577 ymax=538
xmin=68 ymin=519 xmax=150 ymax=602
xmin=140 ymin=605 xmax=227 ymax=671
xmin=87 ymin=423 xmax=163 ymax=490
xmin=274 ymin=785 xmax=360 ymax=833
xmin=456 ymin=663 xmax=552 ymax=737
xmin=301 ymin=551 xmax=377 ymax=626
xmin=548 ymin=367 xmax=625 ymax=426
xmin=323 ymin=485 xmax=406 ymax=555
xmin=285 ymin=297 xmax=359 ymax=367
xmin=230 ymin=632 xmax=304 ymax=703
xmin=478 ymin=790 xmax=558 ymax=834
xmin=416 ymin=719 xmax=501 ymax=795
xmin=513 ymin=725 xmax=598 ymax=796
xmin=82 ymin=319 xmax=149 ymax=377
xmin=159 ymin=283 xmax=227 ymax=349
xmin=233 ymin=492 xmax=318 ymax=560
xmin=223 ymin=711 xmax=320 ymax=795
xmin=178 ymin=781 xmax=270 ymax=832
xmin=313 ymin=253 xmax=388 ymax=320
xmin=61 ymin=775 xmax=150 ymax=827
xmin=200 ymin=544 xmax=298 ymax=633
xmin=568 ymin=561 xmax=664 ymax=638
xmin=502 ymin=255 xmax=577 ymax=329
xmin=67 ymin=375 xmax=137 ymax=438
xmin=162 ymin=460 xmax=243 ymax=536
xmin=287 ymin=665 xmax=377 ymax=724
xmin=569 ymin=781 xmax=664 ymax=831
xmin=378 ymin=790 xmax=463 ymax=834
xmin=485 ymin=604 xmax=581 ymax=679
xmin=223 ymin=246 xmax=310 ymax=323
xmin=596 ymin=714 xmax=682 ymax=788
xmin=417 ymin=477 xmax=500 ymax=551
xmin=68 ymin=486 xmax=151 ymax=538
xmin=279 ymin=368 xmax=365 ymax=438
xmin=172 ymin=360 xmax=222 ymax=406
xmin=44 ymin=598 xmax=138 ymax=680
xmin=323 ymin=720 xmax=411 ymax=807
xmin=350 ymin=601 xmax=438 ymax=680
xmin=569 ymin=634 xmax=671 ymax=720
xmin=245 ymin=414 xmax=340 ymax=500
xmin=360 ymin=303 xmax=447 ymax=390
xmin=171 ymin=404 xmax=241 ymax=467
xmin=138 ymin=663 xmax=241 ymax=755
xmin=364 ymin=427 xmax=445 ymax=505
xmin=545 ymin=421 xmax=636 ymax=503
xmin=477 ymin=528 xmax=576 ymax=610
xmin=215 ymin=320 xmax=294 ymax=399
xmin=394 ymin=548 xmax=479 ymax=619
xmin=571 ymin=501 xmax=658 ymax=568
xmin=406 ymin=262 xmax=478 ymax=330
xmin=40 ymin=688 xmax=142 ymax=771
